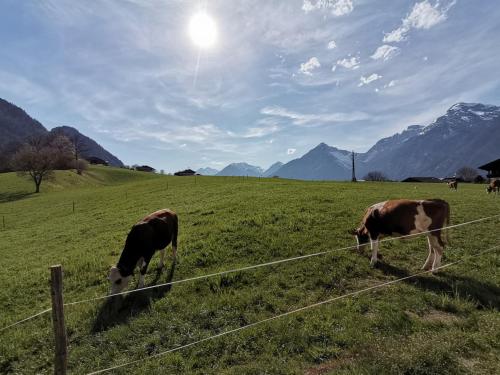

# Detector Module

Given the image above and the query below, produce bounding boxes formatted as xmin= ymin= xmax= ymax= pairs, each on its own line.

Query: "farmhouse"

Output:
xmin=135 ymin=165 xmax=156 ymax=173
xmin=478 ymin=158 xmax=500 ymax=178
xmin=86 ymin=156 xmax=108 ymax=166
xmin=401 ymin=176 xmax=442 ymax=183
xmin=174 ymin=169 xmax=197 ymax=176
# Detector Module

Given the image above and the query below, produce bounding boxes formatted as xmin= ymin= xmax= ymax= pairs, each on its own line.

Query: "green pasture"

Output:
xmin=0 ymin=166 xmax=499 ymax=374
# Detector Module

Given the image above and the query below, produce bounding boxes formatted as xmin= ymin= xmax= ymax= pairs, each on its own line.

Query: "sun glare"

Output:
xmin=189 ymin=13 xmax=217 ymax=48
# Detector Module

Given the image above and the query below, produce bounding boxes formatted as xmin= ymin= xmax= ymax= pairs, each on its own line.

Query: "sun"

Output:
xmin=189 ymin=13 xmax=217 ymax=49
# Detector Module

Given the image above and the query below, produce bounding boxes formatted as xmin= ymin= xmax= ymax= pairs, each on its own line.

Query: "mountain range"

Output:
xmin=0 ymin=98 xmax=123 ymax=170
xmin=200 ymin=102 xmax=499 ymax=180
xmin=2 ymin=97 xmax=499 ymax=180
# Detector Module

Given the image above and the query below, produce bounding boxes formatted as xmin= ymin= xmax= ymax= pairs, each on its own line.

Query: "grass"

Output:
xmin=0 ymin=167 xmax=499 ymax=374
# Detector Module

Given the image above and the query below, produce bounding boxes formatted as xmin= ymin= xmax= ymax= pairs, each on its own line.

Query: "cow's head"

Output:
xmin=350 ymin=226 xmax=370 ymax=252
xmin=108 ymin=266 xmax=132 ymax=294
xmin=486 ymin=185 xmax=493 ymax=194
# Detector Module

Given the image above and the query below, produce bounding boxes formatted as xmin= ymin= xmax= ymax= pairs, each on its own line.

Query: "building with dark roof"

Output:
xmin=174 ymin=169 xmax=197 ymax=176
xmin=478 ymin=158 xmax=500 ymax=178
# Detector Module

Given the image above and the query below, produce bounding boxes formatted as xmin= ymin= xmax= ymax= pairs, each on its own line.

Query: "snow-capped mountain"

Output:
xmin=274 ymin=143 xmax=352 ymax=180
xmin=216 ymin=162 xmax=264 ymax=177
xmin=197 ymin=167 xmax=219 ymax=176
xmin=273 ymin=103 xmax=500 ymax=180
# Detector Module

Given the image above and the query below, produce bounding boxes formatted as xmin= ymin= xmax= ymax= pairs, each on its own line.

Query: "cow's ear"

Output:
xmin=371 ymin=209 xmax=380 ymax=219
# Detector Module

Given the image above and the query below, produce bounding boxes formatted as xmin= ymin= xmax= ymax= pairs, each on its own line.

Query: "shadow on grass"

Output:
xmin=92 ymin=261 xmax=176 ymax=332
xmin=0 ymin=191 xmax=34 ymax=203
xmin=375 ymin=261 xmax=500 ymax=310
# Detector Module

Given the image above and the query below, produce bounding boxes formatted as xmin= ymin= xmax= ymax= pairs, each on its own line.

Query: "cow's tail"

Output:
xmin=172 ymin=214 xmax=178 ymax=250
xmin=443 ymin=201 xmax=451 ymax=246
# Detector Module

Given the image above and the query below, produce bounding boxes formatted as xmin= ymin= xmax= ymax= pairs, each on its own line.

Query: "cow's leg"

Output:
xmin=138 ymin=256 xmax=152 ymax=288
xmin=370 ymin=238 xmax=379 ymax=266
xmin=429 ymin=235 xmax=443 ymax=272
xmin=422 ymin=236 xmax=435 ymax=270
xmin=158 ymin=249 xmax=165 ymax=269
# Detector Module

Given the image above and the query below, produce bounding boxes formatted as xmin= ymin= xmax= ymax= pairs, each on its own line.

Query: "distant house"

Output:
xmin=478 ymin=158 xmax=500 ymax=178
xmin=174 ymin=169 xmax=197 ymax=176
xmin=86 ymin=156 xmax=108 ymax=166
xmin=401 ymin=177 xmax=442 ymax=183
xmin=135 ymin=165 xmax=156 ymax=173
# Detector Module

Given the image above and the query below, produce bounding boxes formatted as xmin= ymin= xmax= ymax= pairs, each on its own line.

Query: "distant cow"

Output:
xmin=486 ymin=179 xmax=500 ymax=195
xmin=447 ymin=180 xmax=458 ymax=190
xmin=108 ymin=209 xmax=178 ymax=294
xmin=351 ymin=199 xmax=450 ymax=272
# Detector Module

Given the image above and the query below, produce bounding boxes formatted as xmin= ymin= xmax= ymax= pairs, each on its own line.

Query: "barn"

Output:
xmin=135 ymin=165 xmax=156 ymax=173
xmin=478 ymin=158 xmax=500 ymax=179
xmin=174 ymin=169 xmax=197 ymax=176
xmin=86 ymin=156 xmax=108 ymax=166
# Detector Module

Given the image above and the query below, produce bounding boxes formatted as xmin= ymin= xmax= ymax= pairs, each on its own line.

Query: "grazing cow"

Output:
xmin=108 ymin=209 xmax=178 ymax=294
xmin=351 ymin=199 xmax=450 ymax=272
xmin=447 ymin=180 xmax=458 ymax=191
xmin=486 ymin=179 xmax=500 ymax=195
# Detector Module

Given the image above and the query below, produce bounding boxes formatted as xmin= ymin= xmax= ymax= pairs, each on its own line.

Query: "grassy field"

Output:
xmin=0 ymin=166 xmax=499 ymax=374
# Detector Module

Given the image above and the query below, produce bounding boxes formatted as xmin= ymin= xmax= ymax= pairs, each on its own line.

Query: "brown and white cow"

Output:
xmin=447 ymin=180 xmax=458 ymax=191
xmin=352 ymin=199 xmax=450 ymax=272
xmin=486 ymin=179 xmax=500 ymax=195
xmin=108 ymin=209 xmax=178 ymax=294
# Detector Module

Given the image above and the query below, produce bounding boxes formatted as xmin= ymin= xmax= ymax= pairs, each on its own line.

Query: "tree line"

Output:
xmin=363 ymin=166 xmax=484 ymax=182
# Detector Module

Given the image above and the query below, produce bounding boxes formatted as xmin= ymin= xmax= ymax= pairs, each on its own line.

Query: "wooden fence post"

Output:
xmin=50 ymin=265 xmax=68 ymax=375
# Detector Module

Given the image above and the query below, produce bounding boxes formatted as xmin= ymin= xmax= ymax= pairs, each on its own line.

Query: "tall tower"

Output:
xmin=351 ymin=150 xmax=357 ymax=182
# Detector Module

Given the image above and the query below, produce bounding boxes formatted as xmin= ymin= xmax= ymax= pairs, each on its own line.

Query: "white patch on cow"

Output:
xmin=370 ymin=201 xmax=387 ymax=211
xmin=410 ymin=203 xmax=432 ymax=234
xmin=173 ymin=246 xmax=178 ymax=259
xmin=108 ymin=266 xmax=132 ymax=294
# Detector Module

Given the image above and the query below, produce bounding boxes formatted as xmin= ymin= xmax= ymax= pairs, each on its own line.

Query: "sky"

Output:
xmin=1 ymin=0 xmax=500 ymax=172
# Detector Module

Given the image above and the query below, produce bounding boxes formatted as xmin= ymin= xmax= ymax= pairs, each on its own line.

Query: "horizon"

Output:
xmin=1 ymin=1 xmax=500 ymax=172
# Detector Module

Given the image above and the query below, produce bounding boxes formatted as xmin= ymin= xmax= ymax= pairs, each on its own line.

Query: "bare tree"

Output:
xmin=52 ymin=130 xmax=88 ymax=174
xmin=363 ymin=171 xmax=389 ymax=181
xmin=456 ymin=166 xmax=478 ymax=182
xmin=10 ymin=135 xmax=73 ymax=193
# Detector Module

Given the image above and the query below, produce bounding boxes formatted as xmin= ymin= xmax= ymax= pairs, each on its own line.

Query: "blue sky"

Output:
xmin=1 ymin=0 xmax=499 ymax=172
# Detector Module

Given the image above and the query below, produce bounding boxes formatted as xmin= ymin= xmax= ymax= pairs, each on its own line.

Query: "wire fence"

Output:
xmin=1 ymin=212 xmax=500 ymax=333
xmin=85 ymin=243 xmax=500 ymax=375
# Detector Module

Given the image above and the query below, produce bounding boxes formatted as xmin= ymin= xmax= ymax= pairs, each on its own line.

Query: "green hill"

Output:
xmin=0 ymin=170 xmax=499 ymax=374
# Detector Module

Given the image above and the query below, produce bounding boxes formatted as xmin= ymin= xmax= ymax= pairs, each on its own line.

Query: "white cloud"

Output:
xmin=260 ymin=105 xmax=368 ymax=126
xmin=385 ymin=80 xmax=397 ymax=88
xmin=302 ymin=0 xmax=354 ymax=16
xmin=243 ymin=124 xmax=280 ymax=138
xmin=370 ymin=45 xmax=400 ymax=61
xmin=287 ymin=148 xmax=297 ymax=155
xmin=336 ymin=56 xmax=360 ymax=70
xmin=327 ymin=40 xmax=337 ymax=49
xmin=383 ymin=0 xmax=456 ymax=43
xmin=300 ymin=57 xmax=321 ymax=75
xmin=358 ymin=73 xmax=382 ymax=87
